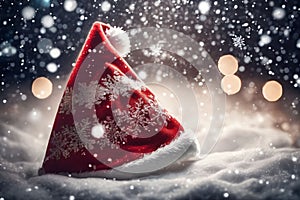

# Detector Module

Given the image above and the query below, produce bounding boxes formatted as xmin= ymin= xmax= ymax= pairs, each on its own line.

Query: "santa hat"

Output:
xmin=39 ymin=22 xmax=200 ymax=178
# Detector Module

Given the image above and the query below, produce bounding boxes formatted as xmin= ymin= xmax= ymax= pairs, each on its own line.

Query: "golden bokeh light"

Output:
xmin=218 ymin=54 xmax=239 ymax=75
xmin=32 ymin=77 xmax=53 ymax=99
xmin=221 ymin=74 xmax=242 ymax=95
xmin=262 ymin=80 xmax=283 ymax=102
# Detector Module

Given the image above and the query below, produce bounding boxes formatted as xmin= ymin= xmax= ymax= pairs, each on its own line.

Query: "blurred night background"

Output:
xmin=0 ymin=0 xmax=300 ymax=199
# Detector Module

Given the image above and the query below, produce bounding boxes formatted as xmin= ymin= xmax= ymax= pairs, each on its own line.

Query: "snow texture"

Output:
xmin=0 ymin=117 xmax=300 ymax=200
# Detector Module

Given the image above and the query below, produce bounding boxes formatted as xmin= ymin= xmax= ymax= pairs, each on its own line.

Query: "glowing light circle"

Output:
xmin=32 ymin=77 xmax=53 ymax=99
xmin=262 ymin=80 xmax=283 ymax=102
xmin=218 ymin=54 xmax=239 ymax=75
xmin=221 ymin=74 xmax=242 ymax=95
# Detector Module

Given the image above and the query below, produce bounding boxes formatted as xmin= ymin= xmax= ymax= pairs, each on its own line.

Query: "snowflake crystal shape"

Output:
xmin=112 ymin=97 xmax=167 ymax=138
xmin=230 ymin=34 xmax=245 ymax=49
xmin=73 ymin=72 xmax=145 ymax=110
xmin=47 ymin=125 xmax=85 ymax=160
xmin=149 ymin=44 xmax=163 ymax=57
xmin=97 ymin=71 xmax=145 ymax=103
xmin=74 ymin=81 xmax=99 ymax=109
xmin=101 ymin=116 xmax=128 ymax=146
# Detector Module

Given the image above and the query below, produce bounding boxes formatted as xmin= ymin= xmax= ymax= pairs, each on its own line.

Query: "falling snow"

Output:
xmin=230 ymin=34 xmax=245 ymax=49
xmin=0 ymin=0 xmax=300 ymax=199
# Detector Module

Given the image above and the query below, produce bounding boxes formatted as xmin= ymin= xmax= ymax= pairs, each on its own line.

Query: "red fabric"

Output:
xmin=40 ymin=22 xmax=184 ymax=174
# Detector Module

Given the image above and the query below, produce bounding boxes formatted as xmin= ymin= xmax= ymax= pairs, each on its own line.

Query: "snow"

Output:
xmin=49 ymin=48 xmax=61 ymax=59
xmin=138 ymin=71 xmax=147 ymax=80
xmin=91 ymin=124 xmax=105 ymax=139
xmin=46 ymin=63 xmax=58 ymax=73
xmin=37 ymin=38 xmax=53 ymax=54
xmin=1 ymin=0 xmax=300 ymax=198
xmin=230 ymin=34 xmax=245 ymax=49
xmin=101 ymin=1 xmax=111 ymax=12
xmin=0 ymin=42 xmax=17 ymax=57
xmin=272 ymin=8 xmax=286 ymax=20
xmin=296 ymin=39 xmax=300 ymax=49
xmin=198 ymin=1 xmax=211 ymax=15
xmin=41 ymin=15 xmax=54 ymax=28
xmin=21 ymin=6 xmax=35 ymax=20
xmin=63 ymin=0 xmax=77 ymax=12
xmin=259 ymin=35 xmax=272 ymax=47
xmin=0 ymin=108 xmax=299 ymax=199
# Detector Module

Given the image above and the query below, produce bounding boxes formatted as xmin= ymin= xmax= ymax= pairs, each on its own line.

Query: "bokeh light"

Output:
xmin=64 ymin=0 xmax=78 ymax=12
xmin=31 ymin=77 xmax=53 ymax=99
xmin=262 ymin=80 xmax=283 ymax=102
xmin=218 ymin=54 xmax=239 ymax=75
xmin=221 ymin=74 xmax=242 ymax=95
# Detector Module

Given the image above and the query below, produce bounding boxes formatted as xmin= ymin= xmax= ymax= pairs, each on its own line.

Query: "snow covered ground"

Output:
xmin=0 ymin=100 xmax=300 ymax=200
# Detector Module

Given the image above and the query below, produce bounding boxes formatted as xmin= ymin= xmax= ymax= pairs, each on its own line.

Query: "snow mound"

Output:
xmin=0 ymin=120 xmax=299 ymax=199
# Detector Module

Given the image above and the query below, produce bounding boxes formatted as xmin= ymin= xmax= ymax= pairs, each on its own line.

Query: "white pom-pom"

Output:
xmin=105 ymin=26 xmax=131 ymax=57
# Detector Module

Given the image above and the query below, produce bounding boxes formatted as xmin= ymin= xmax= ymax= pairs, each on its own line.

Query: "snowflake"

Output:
xmin=46 ymin=125 xmax=84 ymax=161
xmin=120 ymin=75 xmax=145 ymax=91
xmin=177 ymin=0 xmax=190 ymax=5
xmin=46 ymin=89 xmax=169 ymax=160
xmin=74 ymin=81 xmax=99 ymax=109
xmin=46 ymin=116 xmax=126 ymax=161
xmin=101 ymin=73 xmax=131 ymax=101
xmin=149 ymin=44 xmax=163 ymax=57
xmin=58 ymin=87 xmax=73 ymax=114
xmin=64 ymin=76 xmax=142 ymax=112
xmin=74 ymin=117 xmax=97 ymax=150
xmin=96 ymin=71 xmax=145 ymax=103
xmin=148 ymin=99 xmax=169 ymax=123
xmin=75 ymin=117 xmax=123 ymax=150
xmin=113 ymin=97 xmax=167 ymax=138
xmin=230 ymin=34 xmax=245 ymax=49
xmin=73 ymin=71 xmax=146 ymax=109
xmin=171 ymin=0 xmax=190 ymax=7
xmin=101 ymin=116 xmax=128 ymax=146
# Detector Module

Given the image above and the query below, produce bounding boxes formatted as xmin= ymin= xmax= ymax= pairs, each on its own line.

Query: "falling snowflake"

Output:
xmin=230 ymin=34 xmax=245 ymax=49
xmin=149 ymin=44 xmax=163 ymax=57
xmin=142 ymin=41 xmax=168 ymax=58
xmin=171 ymin=0 xmax=190 ymax=8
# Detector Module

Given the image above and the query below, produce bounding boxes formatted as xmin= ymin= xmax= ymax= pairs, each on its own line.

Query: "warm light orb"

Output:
xmin=32 ymin=77 xmax=53 ymax=99
xmin=218 ymin=54 xmax=239 ymax=75
xmin=221 ymin=74 xmax=242 ymax=95
xmin=262 ymin=80 xmax=283 ymax=102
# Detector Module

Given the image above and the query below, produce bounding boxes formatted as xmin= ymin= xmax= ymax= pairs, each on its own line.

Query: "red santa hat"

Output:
xmin=39 ymin=22 xmax=200 ymax=178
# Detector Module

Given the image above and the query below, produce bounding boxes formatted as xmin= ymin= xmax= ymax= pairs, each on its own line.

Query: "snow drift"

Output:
xmin=0 ymin=115 xmax=300 ymax=200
